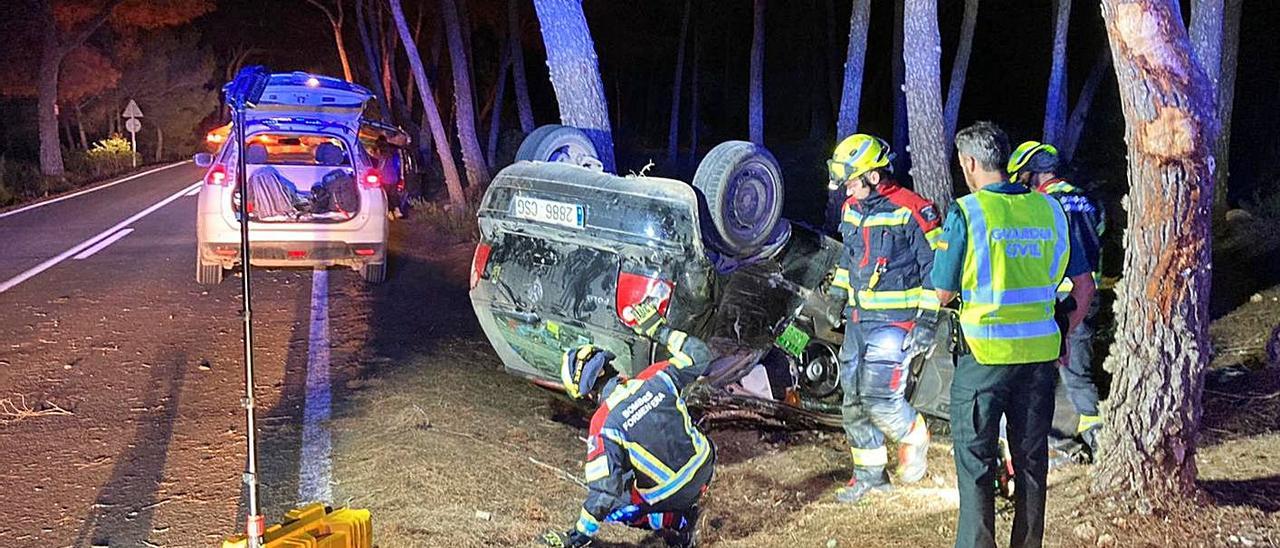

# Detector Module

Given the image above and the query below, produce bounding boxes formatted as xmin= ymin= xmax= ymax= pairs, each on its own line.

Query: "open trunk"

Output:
xmin=221 ymin=132 xmax=366 ymax=224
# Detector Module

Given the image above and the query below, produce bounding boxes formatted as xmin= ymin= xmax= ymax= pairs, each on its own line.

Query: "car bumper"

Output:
xmin=201 ymin=241 xmax=385 ymax=268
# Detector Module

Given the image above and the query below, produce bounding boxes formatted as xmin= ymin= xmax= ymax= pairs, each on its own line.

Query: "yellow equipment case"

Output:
xmin=223 ymin=503 xmax=372 ymax=548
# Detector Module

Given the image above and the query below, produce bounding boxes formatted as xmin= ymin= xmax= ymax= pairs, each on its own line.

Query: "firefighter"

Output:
xmin=827 ymin=134 xmax=942 ymax=504
xmin=935 ymin=122 xmax=1095 ymax=548
xmin=541 ymin=300 xmax=714 ymax=548
xmin=1008 ymin=141 xmax=1105 ymax=459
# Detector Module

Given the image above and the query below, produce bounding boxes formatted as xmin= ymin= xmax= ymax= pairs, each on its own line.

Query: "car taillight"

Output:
xmin=205 ymin=164 xmax=228 ymax=186
xmin=361 ymin=169 xmax=381 ymax=188
xmin=471 ymin=242 xmax=493 ymax=290
xmin=616 ymin=272 xmax=674 ymax=326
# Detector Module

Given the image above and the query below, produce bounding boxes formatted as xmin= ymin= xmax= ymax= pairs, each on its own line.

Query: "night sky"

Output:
xmin=4 ymin=0 xmax=1280 ymax=208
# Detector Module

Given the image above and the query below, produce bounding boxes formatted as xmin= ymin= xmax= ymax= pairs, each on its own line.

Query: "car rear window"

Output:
xmin=243 ymin=133 xmax=351 ymax=167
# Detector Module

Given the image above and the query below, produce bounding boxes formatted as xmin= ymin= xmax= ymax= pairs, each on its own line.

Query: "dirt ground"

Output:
xmin=326 ymin=215 xmax=1280 ymax=548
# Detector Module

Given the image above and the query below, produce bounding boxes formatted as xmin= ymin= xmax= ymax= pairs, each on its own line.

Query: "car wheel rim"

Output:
xmin=548 ymin=143 xmax=595 ymax=168
xmin=725 ymin=161 xmax=776 ymax=241
xmin=798 ymin=341 xmax=840 ymax=400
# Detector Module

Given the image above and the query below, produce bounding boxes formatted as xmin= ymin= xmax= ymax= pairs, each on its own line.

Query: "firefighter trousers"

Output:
xmin=838 ymin=320 xmax=922 ymax=469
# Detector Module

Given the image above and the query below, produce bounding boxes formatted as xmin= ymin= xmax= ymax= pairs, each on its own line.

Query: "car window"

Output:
xmin=243 ymin=133 xmax=350 ymax=166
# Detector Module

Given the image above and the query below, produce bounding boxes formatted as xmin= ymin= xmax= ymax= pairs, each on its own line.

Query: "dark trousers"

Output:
xmin=950 ymin=355 xmax=1056 ymax=548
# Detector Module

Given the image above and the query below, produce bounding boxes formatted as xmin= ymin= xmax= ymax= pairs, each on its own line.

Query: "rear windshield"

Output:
xmin=241 ymin=133 xmax=351 ymax=167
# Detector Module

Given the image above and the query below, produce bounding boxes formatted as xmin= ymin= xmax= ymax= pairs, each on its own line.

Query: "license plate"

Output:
xmin=512 ymin=196 xmax=585 ymax=229
xmin=775 ymin=323 xmax=811 ymax=359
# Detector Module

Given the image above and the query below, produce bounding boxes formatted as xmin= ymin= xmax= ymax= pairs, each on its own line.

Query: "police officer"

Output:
xmin=1008 ymin=141 xmax=1105 ymax=459
xmin=542 ymin=300 xmax=714 ymax=548
xmin=827 ymin=134 xmax=943 ymax=504
xmin=934 ymin=122 xmax=1095 ymax=548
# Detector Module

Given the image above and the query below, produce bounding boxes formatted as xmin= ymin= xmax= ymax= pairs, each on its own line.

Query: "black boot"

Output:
xmin=666 ymin=506 xmax=700 ymax=548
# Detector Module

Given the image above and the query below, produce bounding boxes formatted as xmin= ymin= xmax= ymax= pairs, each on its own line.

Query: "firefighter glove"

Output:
xmin=902 ymin=308 xmax=940 ymax=362
xmin=623 ymin=300 xmax=665 ymax=339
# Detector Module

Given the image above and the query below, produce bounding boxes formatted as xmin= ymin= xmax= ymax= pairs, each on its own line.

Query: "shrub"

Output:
xmin=0 ymin=157 xmax=42 ymax=206
xmin=80 ymin=134 xmax=135 ymax=179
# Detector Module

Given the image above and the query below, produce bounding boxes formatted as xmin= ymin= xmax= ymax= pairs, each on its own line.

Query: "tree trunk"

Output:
xmin=943 ymin=0 xmax=978 ymax=142
xmin=836 ymin=0 xmax=871 ymax=140
xmin=667 ymin=0 xmax=692 ymax=162
xmin=1190 ymin=0 xmax=1241 ymax=218
xmin=531 ymin=0 xmax=617 ymax=172
xmin=748 ymin=0 xmax=765 ymax=145
xmin=441 ymin=0 xmax=491 ymax=189
xmin=389 ymin=0 xmax=466 ymax=207
xmin=1093 ymin=0 xmax=1218 ymax=505
xmin=155 ymin=125 xmax=164 ymax=162
xmin=890 ymin=0 xmax=910 ymax=178
xmin=688 ymin=29 xmax=700 ymax=165
xmin=902 ymin=0 xmax=953 ymax=211
xmin=1213 ymin=0 xmax=1242 ymax=216
xmin=487 ymin=41 xmax=512 ymax=167
xmin=75 ymin=103 xmax=88 ymax=150
xmin=1062 ymin=50 xmax=1112 ymax=163
xmin=1043 ymin=0 xmax=1072 ymax=145
xmin=509 ymin=0 xmax=536 ymax=134
xmin=355 ymin=0 xmax=391 ymax=120
xmin=333 ymin=22 xmax=354 ymax=82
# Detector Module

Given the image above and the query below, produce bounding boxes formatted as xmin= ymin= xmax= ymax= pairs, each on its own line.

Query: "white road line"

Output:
xmin=0 ymin=161 xmax=191 ymax=220
xmin=72 ymin=228 xmax=134 ymax=260
xmin=0 ymin=181 xmax=201 ymax=294
xmin=184 ymin=185 xmax=202 ymax=197
xmin=298 ymin=267 xmax=333 ymax=503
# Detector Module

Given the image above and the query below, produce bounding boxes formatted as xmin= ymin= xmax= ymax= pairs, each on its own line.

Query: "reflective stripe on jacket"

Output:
xmin=831 ymin=182 xmax=942 ymax=323
xmin=956 ymin=189 xmax=1069 ymax=365
xmin=577 ymin=327 xmax=713 ymax=536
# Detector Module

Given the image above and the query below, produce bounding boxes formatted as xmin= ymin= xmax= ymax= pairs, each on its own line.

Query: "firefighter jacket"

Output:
xmin=1036 ymin=178 xmax=1104 ymax=295
xmin=574 ymin=327 xmax=713 ymax=537
xmin=832 ymin=181 xmax=943 ymax=324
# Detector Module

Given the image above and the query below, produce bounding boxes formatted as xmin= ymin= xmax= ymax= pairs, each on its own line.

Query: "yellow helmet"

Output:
xmin=828 ymin=134 xmax=894 ymax=190
xmin=1008 ymin=141 xmax=1059 ymax=176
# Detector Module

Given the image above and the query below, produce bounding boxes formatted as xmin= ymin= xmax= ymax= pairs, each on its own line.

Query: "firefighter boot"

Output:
xmin=666 ymin=506 xmax=700 ymax=548
xmin=836 ymin=466 xmax=892 ymax=504
xmin=896 ymin=415 xmax=930 ymax=484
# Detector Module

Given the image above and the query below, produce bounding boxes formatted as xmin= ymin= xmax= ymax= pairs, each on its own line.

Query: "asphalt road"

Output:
xmin=0 ymin=163 xmax=350 ymax=546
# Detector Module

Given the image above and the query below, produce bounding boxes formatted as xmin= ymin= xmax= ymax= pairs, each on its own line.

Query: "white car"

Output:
xmin=194 ymin=72 xmax=389 ymax=284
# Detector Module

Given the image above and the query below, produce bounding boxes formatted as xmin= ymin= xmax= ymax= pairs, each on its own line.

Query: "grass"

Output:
xmin=412 ymin=197 xmax=481 ymax=243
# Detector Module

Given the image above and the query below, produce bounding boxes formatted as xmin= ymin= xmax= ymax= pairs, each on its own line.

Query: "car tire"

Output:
xmin=196 ymin=256 xmax=224 ymax=285
xmin=514 ymin=125 xmax=602 ymax=170
xmin=360 ymin=262 xmax=386 ymax=284
xmin=692 ymin=141 xmax=784 ymax=256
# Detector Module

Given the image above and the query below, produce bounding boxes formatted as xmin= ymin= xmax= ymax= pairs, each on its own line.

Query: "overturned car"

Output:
xmin=468 ymin=126 xmax=957 ymax=427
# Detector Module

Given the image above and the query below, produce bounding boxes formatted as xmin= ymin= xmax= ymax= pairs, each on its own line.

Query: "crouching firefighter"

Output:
xmin=827 ymin=134 xmax=943 ymax=504
xmin=541 ymin=300 xmax=715 ymax=548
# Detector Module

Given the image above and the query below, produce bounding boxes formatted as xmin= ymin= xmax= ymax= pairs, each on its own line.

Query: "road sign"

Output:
xmin=122 ymin=99 xmax=144 ymax=118
xmin=123 ymin=99 xmax=143 ymax=168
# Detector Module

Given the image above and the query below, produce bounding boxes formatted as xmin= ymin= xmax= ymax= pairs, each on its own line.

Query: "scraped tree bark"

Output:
xmin=1094 ymin=0 xmax=1218 ymax=504
xmin=509 ymin=0 xmax=536 ymax=133
xmin=389 ymin=0 xmax=466 ymax=206
xmin=902 ymin=0 xmax=953 ymax=211
xmin=748 ymin=0 xmax=765 ymax=145
xmin=304 ymin=0 xmax=354 ymax=82
xmin=943 ymin=0 xmax=978 ymax=142
xmin=441 ymin=0 xmax=491 ymax=189
xmin=1043 ymin=0 xmax=1071 ymax=145
xmin=531 ymin=0 xmax=616 ymax=171
xmin=1062 ymin=50 xmax=1112 ymax=163
xmin=836 ymin=0 xmax=871 ymax=140
xmin=667 ymin=0 xmax=692 ymax=162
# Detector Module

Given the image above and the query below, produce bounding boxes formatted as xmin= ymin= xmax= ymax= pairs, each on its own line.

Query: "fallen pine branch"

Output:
xmin=0 ymin=395 xmax=72 ymax=422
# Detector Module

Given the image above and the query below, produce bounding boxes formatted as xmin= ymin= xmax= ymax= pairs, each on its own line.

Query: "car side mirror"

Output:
xmin=193 ymin=152 xmax=214 ymax=167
